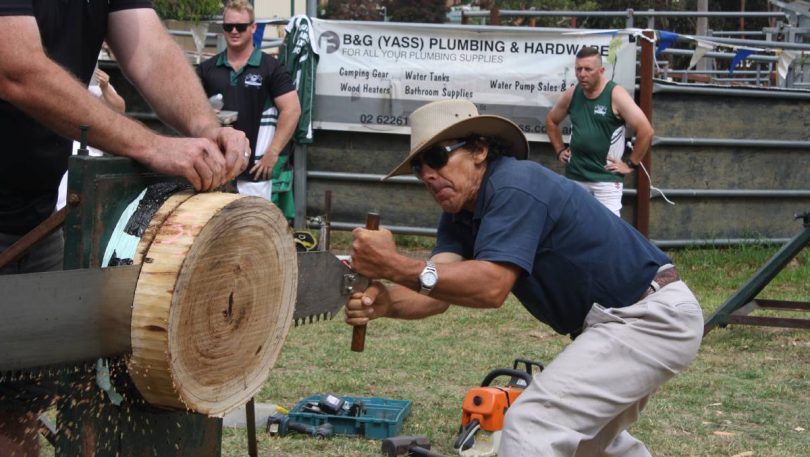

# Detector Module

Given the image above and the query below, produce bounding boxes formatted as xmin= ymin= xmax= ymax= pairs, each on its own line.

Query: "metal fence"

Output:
xmin=159 ymin=7 xmax=810 ymax=246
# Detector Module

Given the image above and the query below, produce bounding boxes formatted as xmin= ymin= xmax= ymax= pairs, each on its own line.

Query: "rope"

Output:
xmin=639 ymin=161 xmax=675 ymax=206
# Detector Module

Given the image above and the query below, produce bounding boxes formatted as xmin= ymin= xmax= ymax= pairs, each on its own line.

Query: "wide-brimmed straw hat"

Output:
xmin=383 ymin=100 xmax=529 ymax=180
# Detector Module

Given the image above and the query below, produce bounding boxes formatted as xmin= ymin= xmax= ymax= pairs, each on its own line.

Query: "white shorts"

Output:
xmin=236 ymin=179 xmax=273 ymax=201
xmin=574 ymin=180 xmax=623 ymax=217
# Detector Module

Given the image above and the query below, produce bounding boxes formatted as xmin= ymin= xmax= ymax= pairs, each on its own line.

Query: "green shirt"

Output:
xmin=566 ymin=80 xmax=626 ymax=183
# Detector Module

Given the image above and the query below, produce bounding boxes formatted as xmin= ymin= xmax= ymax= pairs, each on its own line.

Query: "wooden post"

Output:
xmin=636 ymin=30 xmax=655 ymax=238
xmin=490 ymin=5 xmax=500 ymax=26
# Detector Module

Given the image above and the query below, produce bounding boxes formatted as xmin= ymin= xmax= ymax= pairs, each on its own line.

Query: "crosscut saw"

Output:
xmin=0 ymin=155 xmax=368 ymax=379
xmin=0 ymin=252 xmax=362 ymax=374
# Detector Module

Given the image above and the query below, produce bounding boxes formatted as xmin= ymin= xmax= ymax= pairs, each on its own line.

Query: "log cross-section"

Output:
xmin=129 ymin=192 xmax=297 ymax=416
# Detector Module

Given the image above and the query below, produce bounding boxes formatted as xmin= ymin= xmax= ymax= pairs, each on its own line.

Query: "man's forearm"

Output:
xmin=384 ymin=255 xmax=515 ymax=310
xmin=108 ymin=9 xmax=220 ymax=141
xmin=546 ymin=120 xmax=566 ymax=154
xmin=386 ymin=285 xmax=450 ymax=320
xmin=264 ymin=111 xmax=298 ymax=158
xmin=99 ymin=85 xmax=126 ymax=114
xmin=1 ymin=52 xmax=157 ymax=161
xmin=628 ymin=126 xmax=653 ymax=164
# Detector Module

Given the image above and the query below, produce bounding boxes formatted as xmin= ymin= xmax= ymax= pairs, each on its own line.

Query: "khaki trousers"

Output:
xmin=500 ymin=280 xmax=704 ymax=456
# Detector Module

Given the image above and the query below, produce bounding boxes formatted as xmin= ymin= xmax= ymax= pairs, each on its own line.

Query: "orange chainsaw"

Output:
xmin=453 ymin=359 xmax=544 ymax=457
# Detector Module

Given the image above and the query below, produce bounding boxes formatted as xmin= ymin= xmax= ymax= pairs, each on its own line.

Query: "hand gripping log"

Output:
xmin=351 ymin=212 xmax=379 ymax=352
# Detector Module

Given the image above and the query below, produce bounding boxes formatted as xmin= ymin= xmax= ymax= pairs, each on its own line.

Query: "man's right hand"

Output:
xmin=557 ymin=147 xmax=571 ymax=163
xmin=146 ymin=136 xmax=232 ymax=191
xmin=344 ymin=281 xmax=390 ymax=326
xmin=211 ymin=126 xmax=250 ymax=181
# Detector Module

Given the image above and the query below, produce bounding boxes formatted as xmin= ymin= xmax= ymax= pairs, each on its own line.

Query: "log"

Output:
xmin=129 ymin=192 xmax=297 ymax=416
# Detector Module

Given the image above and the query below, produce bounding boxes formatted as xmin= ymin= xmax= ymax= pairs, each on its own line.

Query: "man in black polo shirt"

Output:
xmin=0 ymin=2 xmax=250 ymax=454
xmin=197 ymin=0 xmax=301 ymax=217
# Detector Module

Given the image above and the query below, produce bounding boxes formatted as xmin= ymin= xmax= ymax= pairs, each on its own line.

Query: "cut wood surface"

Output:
xmin=129 ymin=192 xmax=297 ymax=416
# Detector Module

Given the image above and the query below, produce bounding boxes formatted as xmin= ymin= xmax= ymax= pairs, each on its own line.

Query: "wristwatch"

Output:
xmin=418 ymin=260 xmax=438 ymax=295
xmin=624 ymin=158 xmax=639 ymax=169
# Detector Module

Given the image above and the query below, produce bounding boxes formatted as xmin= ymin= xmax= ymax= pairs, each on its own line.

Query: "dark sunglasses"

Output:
xmin=223 ymin=22 xmax=252 ymax=33
xmin=411 ymin=141 xmax=467 ymax=177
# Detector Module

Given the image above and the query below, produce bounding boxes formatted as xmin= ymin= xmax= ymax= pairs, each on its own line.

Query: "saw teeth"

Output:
xmin=293 ymin=313 xmax=341 ymax=327
xmin=1 ymin=360 xmax=97 ymax=383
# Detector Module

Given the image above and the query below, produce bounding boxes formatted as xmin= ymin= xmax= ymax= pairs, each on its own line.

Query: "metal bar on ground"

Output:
xmin=704 ymin=213 xmax=810 ymax=335
xmin=727 ymin=315 xmax=810 ymax=329
xmin=754 ymin=299 xmax=810 ymax=311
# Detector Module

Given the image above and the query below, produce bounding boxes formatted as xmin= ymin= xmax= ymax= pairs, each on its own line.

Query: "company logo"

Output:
xmin=593 ymin=104 xmax=608 ymax=116
xmin=319 ymin=31 xmax=340 ymax=54
xmin=245 ymin=73 xmax=262 ymax=88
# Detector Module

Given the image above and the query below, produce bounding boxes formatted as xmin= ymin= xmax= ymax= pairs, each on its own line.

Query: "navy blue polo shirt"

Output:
xmin=433 ymin=156 xmax=671 ymax=335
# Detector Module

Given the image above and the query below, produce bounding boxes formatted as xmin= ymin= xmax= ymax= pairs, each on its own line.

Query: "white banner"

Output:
xmin=309 ymin=19 xmax=637 ymax=142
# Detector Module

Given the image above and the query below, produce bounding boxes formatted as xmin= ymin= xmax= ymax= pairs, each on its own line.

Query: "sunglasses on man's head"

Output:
xmin=223 ymin=23 xmax=252 ymax=32
xmin=410 ymin=141 xmax=467 ymax=177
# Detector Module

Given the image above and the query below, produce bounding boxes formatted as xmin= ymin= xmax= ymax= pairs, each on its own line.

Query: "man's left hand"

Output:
xmin=605 ymin=158 xmax=634 ymax=175
xmin=212 ymin=126 xmax=250 ymax=180
xmin=249 ymin=153 xmax=279 ymax=181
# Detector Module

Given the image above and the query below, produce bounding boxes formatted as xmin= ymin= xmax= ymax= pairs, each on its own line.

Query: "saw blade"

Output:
xmin=0 ymin=251 xmax=355 ymax=377
xmin=0 ymin=265 xmax=138 ymax=373
xmin=293 ymin=251 xmax=353 ymax=325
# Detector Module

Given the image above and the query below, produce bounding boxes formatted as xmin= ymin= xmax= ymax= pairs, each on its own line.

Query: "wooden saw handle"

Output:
xmin=351 ymin=212 xmax=380 ymax=352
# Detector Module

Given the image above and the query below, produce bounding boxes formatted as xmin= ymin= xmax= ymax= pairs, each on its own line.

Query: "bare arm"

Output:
xmin=107 ymin=9 xmax=218 ymax=139
xmin=0 ymin=14 xmax=246 ymax=191
xmin=606 ymin=85 xmax=654 ymax=175
xmin=0 ymin=16 xmax=137 ymax=152
xmin=346 ymin=227 xmax=520 ymax=319
xmin=613 ymin=85 xmax=653 ymax=165
xmin=107 ymin=8 xmax=250 ymax=185
xmin=94 ymin=69 xmax=126 ymax=114
xmin=546 ymin=85 xmax=575 ymax=163
xmin=250 ymin=90 xmax=301 ymax=180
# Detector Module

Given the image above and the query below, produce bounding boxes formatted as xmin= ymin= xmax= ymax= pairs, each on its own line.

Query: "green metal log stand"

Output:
xmin=704 ymin=211 xmax=810 ymax=336
xmin=55 ymin=155 xmax=222 ymax=457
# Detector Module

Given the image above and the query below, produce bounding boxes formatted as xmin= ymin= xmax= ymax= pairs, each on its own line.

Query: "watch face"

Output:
xmin=421 ymin=272 xmax=438 ymax=288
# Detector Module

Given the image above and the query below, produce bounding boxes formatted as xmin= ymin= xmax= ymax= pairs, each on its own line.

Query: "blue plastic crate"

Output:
xmin=288 ymin=395 xmax=412 ymax=439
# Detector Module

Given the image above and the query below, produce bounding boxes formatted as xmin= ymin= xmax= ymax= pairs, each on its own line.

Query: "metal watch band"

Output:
xmin=418 ymin=260 xmax=438 ymax=295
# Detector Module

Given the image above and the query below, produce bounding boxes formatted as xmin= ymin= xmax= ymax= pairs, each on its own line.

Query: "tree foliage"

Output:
xmin=322 ymin=0 xmax=386 ymax=21
xmin=152 ymin=0 xmax=222 ymax=22
xmin=387 ymin=0 xmax=448 ymax=24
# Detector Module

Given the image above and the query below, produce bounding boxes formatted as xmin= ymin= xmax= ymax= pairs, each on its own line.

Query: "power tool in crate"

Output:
xmin=453 ymin=358 xmax=544 ymax=457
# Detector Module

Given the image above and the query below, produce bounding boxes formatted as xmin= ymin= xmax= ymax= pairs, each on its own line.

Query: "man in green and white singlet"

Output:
xmin=546 ymin=47 xmax=654 ymax=217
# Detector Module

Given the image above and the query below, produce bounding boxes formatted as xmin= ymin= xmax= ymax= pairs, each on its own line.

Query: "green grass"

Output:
xmin=216 ymin=243 xmax=810 ymax=456
xmin=37 ymin=242 xmax=806 ymax=456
